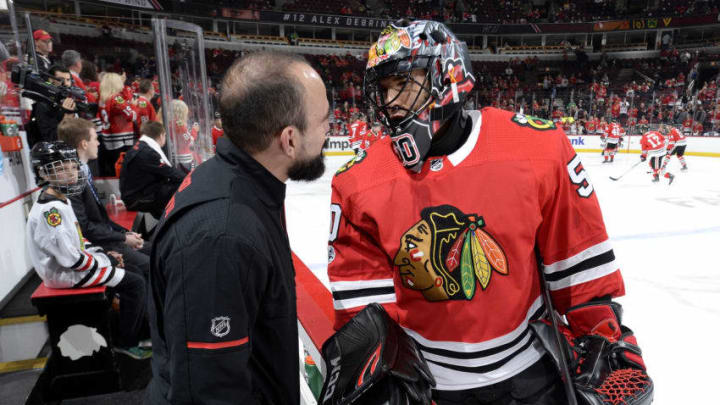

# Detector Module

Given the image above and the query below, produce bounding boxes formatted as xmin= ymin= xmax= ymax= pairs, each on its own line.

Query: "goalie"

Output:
xmin=326 ymin=19 xmax=653 ymax=405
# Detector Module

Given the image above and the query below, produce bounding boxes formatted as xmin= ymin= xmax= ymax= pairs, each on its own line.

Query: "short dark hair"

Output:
xmin=138 ymin=79 xmax=153 ymax=94
xmin=219 ymin=51 xmax=310 ymax=154
xmin=80 ymin=59 xmax=98 ymax=82
xmin=57 ymin=117 xmax=94 ymax=148
xmin=48 ymin=64 xmax=70 ymax=77
xmin=141 ymin=121 xmax=165 ymax=140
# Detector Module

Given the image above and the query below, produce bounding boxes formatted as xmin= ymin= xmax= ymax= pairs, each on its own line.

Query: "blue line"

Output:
xmin=611 ymin=226 xmax=720 ymax=241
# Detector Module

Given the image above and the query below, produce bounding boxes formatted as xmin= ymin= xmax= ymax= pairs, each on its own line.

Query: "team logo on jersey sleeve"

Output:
xmin=138 ymin=100 xmax=147 ymax=108
xmin=394 ymin=205 xmax=508 ymax=302
xmin=511 ymin=113 xmax=556 ymax=131
xmin=114 ymin=95 xmax=125 ymax=104
xmin=335 ymin=149 xmax=367 ymax=176
xmin=44 ymin=207 xmax=62 ymax=227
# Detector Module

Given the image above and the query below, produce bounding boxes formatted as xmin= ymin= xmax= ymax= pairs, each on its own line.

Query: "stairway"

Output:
xmin=0 ymin=273 xmax=49 ymax=374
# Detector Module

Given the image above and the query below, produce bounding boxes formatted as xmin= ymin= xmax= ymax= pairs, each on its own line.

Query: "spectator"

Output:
xmin=61 ymin=49 xmax=86 ymax=92
xmin=135 ymin=78 xmax=157 ymax=126
xmin=119 ymin=121 xmax=184 ymax=219
xmin=57 ymin=116 xmax=152 ymax=280
xmin=26 ymin=65 xmax=77 ymax=148
xmin=158 ymin=99 xmax=195 ymax=172
xmin=98 ymin=72 xmax=136 ymax=176
xmin=27 ymin=29 xmax=53 ymax=72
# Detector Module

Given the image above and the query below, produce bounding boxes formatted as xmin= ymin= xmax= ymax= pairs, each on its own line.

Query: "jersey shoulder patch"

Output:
xmin=510 ymin=113 xmax=556 ymax=131
xmin=44 ymin=207 xmax=62 ymax=227
xmin=114 ymin=95 xmax=125 ymax=104
xmin=138 ymin=100 xmax=147 ymax=108
xmin=335 ymin=149 xmax=367 ymax=177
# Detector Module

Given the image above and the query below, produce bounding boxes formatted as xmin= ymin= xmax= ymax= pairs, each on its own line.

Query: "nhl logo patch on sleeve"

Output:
xmin=210 ymin=316 xmax=231 ymax=338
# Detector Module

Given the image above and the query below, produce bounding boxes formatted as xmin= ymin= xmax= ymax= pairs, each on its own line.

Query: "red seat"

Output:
xmin=31 ymin=283 xmax=106 ymax=300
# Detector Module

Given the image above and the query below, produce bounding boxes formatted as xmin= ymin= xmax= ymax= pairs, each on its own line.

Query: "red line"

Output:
xmin=0 ymin=187 xmax=40 ymax=209
xmin=187 ymin=337 xmax=248 ymax=350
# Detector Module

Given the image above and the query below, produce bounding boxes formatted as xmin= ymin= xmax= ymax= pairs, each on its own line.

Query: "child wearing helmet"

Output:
xmin=26 ymin=141 xmax=150 ymax=359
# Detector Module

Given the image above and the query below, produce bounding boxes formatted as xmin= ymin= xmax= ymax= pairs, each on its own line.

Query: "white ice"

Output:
xmin=285 ymin=152 xmax=720 ymax=404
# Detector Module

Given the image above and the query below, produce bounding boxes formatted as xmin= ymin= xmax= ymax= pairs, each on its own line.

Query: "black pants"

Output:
xmin=102 ymin=240 xmax=153 ymax=280
xmin=432 ymin=355 xmax=566 ymax=405
xmin=109 ymin=270 xmax=146 ymax=348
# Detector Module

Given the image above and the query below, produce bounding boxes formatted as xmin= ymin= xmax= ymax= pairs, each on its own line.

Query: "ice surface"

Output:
xmin=286 ymin=152 xmax=720 ymax=404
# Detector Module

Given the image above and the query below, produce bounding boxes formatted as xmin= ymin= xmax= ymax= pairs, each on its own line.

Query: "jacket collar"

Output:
xmin=215 ymin=137 xmax=286 ymax=208
xmin=140 ymin=135 xmax=171 ymax=166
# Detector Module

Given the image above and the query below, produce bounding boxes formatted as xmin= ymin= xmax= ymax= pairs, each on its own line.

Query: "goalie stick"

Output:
xmin=609 ymin=160 xmax=643 ymax=181
xmin=534 ymin=248 xmax=579 ymax=405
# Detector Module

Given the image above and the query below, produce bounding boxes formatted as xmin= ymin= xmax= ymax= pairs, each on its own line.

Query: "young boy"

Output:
xmin=26 ymin=141 xmax=150 ymax=359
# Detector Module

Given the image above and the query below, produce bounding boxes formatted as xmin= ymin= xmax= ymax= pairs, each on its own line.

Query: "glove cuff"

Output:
xmin=565 ymin=301 xmax=622 ymax=342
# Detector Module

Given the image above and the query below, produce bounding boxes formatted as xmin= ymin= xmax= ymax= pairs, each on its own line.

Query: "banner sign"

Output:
xmin=221 ymin=9 xmax=719 ymax=33
xmin=261 ymin=11 xmax=392 ymax=29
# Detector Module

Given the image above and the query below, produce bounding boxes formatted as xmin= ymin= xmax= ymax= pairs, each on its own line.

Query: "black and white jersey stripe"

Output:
xmin=330 ymin=279 xmax=396 ymax=310
xmin=543 ymin=239 xmax=618 ymax=291
xmin=403 ymin=296 xmax=547 ymax=390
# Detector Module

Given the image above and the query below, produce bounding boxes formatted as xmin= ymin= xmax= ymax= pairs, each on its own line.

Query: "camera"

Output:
xmin=11 ymin=63 xmax=97 ymax=116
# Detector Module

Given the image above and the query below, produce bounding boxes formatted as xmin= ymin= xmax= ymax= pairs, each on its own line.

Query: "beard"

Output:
xmin=288 ymin=151 xmax=326 ymax=181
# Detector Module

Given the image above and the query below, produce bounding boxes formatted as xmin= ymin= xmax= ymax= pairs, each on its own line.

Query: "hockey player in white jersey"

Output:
xmin=26 ymin=141 xmax=150 ymax=359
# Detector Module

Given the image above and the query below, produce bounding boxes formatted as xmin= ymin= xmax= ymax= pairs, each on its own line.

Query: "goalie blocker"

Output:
xmin=318 ymin=303 xmax=435 ymax=405
xmin=531 ymin=301 xmax=654 ymax=405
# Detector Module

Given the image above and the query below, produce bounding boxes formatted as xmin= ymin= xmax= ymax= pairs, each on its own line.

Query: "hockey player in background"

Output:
xmin=602 ymin=120 xmax=624 ymax=163
xmin=661 ymin=124 xmax=688 ymax=171
xmin=348 ymin=113 xmax=368 ymax=153
xmin=26 ymin=141 xmax=149 ymax=359
xmin=326 ymin=20 xmax=652 ymax=405
xmin=641 ymin=129 xmax=675 ymax=184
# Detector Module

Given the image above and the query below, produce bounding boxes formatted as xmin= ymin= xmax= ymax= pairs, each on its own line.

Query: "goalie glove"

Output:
xmin=319 ymin=303 xmax=435 ymax=405
xmin=531 ymin=301 xmax=653 ymax=405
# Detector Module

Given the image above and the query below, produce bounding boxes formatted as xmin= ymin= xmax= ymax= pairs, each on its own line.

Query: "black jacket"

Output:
xmin=27 ymin=100 xmax=65 ymax=148
xmin=119 ymin=139 xmax=185 ymax=216
xmin=147 ymin=137 xmax=299 ymax=405
xmin=69 ymin=171 xmax=127 ymax=246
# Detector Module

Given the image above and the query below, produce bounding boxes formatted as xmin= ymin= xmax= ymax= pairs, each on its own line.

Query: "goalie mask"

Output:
xmin=364 ymin=20 xmax=475 ymax=172
xmin=31 ymin=141 xmax=87 ymax=196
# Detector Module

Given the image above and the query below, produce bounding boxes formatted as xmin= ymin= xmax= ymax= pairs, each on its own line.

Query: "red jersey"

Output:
xmin=640 ymin=131 xmax=666 ymax=158
xmin=348 ymin=120 xmax=368 ymax=149
xmin=70 ymin=72 xmax=87 ymax=92
xmin=682 ymin=119 xmax=693 ymax=134
xmin=693 ymin=122 xmax=703 ymax=136
xmin=605 ymin=123 xmax=623 ymax=144
xmin=611 ymin=102 xmax=620 ymax=118
xmin=98 ymin=93 xmax=136 ymax=150
xmin=135 ymin=96 xmax=156 ymax=126
xmin=666 ymin=127 xmax=687 ymax=149
xmin=173 ymin=122 xmax=197 ymax=165
xmin=211 ymin=126 xmax=224 ymax=147
xmin=585 ymin=120 xmax=596 ymax=133
xmin=329 ymin=108 xmax=624 ymax=390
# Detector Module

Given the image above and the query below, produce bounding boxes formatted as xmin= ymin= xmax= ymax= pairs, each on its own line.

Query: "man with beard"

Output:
xmin=146 ymin=51 xmax=328 ymax=405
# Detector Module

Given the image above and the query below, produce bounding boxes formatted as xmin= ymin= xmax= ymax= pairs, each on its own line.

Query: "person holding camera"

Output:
xmin=26 ymin=64 xmax=77 ymax=148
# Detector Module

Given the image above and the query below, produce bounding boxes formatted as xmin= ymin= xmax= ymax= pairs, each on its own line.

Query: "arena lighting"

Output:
xmin=0 ymin=0 xmax=7 ymax=11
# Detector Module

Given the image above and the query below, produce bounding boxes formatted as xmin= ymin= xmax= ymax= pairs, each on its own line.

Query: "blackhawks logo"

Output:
xmin=394 ymin=205 xmax=508 ymax=301
xmin=138 ymin=100 xmax=147 ymax=108
xmin=44 ymin=207 xmax=62 ymax=227
xmin=511 ymin=113 xmax=556 ymax=131
xmin=114 ymin=95 xmax=125 ymax=104
xmin=335 ymin=149 xmax=367 ymax=176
